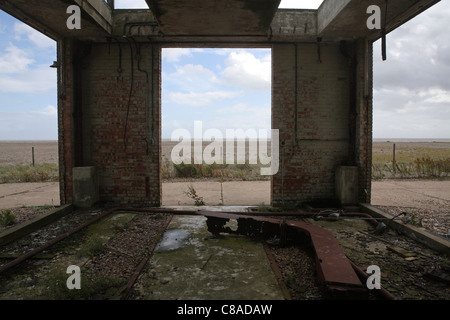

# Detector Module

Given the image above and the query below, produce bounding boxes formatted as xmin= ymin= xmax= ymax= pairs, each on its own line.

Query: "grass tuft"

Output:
xmin=0 ymin=163 xmax=59 ymax=184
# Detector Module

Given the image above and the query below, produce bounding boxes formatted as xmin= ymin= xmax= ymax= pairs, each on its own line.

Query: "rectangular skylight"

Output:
xmin=278 ymin=0 xmax=324 ymax=9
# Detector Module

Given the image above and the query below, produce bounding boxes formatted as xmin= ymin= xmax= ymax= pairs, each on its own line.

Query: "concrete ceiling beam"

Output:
xmin=145 ymin=0 xmax=281 ymax=36
xmin=0 ymin=0 xmax=112 ymax=40
xmin=317 ymin=0 xmax=441 ymax=40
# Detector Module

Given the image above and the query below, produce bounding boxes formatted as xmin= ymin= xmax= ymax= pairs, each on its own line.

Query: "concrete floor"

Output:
xmin=0 ymin=182 xmax=60 ymax=209
xmin=135 ymin=213 xmax=285 ymax=300
xmin=0 ymin=180 xmax=449 ymax=209
xmin=1 ymin=181 xmax=448 ymax=301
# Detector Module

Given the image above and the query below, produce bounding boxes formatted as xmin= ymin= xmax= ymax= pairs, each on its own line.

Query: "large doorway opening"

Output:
xmin=0 ymin=10 xmax=59 ymax=209
xmin=371 ymin=1 xmax=450 ymax=239
xmin=161 ymin=48 xmax=272 ymax=207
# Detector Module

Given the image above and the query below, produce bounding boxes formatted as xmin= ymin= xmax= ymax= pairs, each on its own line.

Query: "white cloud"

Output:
xmin=33 ymin=105 xmax=57 ymax=116
xmin=114 ymin=0 xmax=149 ymax=9
xmin=13 ymin=23 xmax=55 ymax=49
xmin=166 ymin=90 xmax=241 ymax=107
xmin=220 ymin=51 xmax=271 ymax=91
xmin=0 ymin=41 xmax=56 ymax=94
xmin=279 ymin=0 xmax=323 ymax=9
xmin=422 ymin=88 xmax=450 ymax=104
xmin=374 ymin=86 xmax=450 ymax=138
xmin=163 ymin=48 xmax=192 ymax=62
xmin=217 ymin=103 xmax=269 ymax=115
xmin=170 ymin=64 xmax=217 ymax=84
xmin=163 ymin=63 xmax=221 ymax=95
xmin=0 ymin=44 xmax=34 ymax=74
xmin=373 ymin=1 xmax=450 ymax=138
xmin=0 ymin=66 xmax=56 ymax=93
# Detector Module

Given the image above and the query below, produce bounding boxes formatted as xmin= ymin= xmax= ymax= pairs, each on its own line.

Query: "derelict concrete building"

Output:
xmin=0 ymin=0 xmax=441 ymax=208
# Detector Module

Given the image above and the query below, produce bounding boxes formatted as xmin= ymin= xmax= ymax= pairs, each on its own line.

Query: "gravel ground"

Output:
xmin=0 ymin=206 xmax=54 ymax=233
xmin=1 ymin=204 xmax=449 ymax=300
xmin=375 ymin=205 xmax=449 ymax=239
xmin=89 ymin=214 xmax=170 ymax=287
xmin=268 ymin=245 xmax=324 ymax=300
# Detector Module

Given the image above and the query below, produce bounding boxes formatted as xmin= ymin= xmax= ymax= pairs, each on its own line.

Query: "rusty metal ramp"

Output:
xmin=197 ymin=210 xmax=365 ymax=298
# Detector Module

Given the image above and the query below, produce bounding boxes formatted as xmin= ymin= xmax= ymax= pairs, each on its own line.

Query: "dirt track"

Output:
xmin=1 ymin=179 xmax=448 ymax=208
xmin=1 ymin=179 xmax=448 ymax=236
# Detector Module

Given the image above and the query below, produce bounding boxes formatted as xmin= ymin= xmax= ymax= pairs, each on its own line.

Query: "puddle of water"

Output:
xmin=155 ymin=229 xmax=190 ymax=252
xmin=138 ymin=215 xmax=285 ymax=300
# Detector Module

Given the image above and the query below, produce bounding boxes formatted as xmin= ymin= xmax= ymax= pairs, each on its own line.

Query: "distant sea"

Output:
xmin=1 ymin=139 xmax=449 ymax=143
xmin=0 ymin=140 xmax=58 ymax=143
xmin=373 ymin=138 xmax=450 ymax=143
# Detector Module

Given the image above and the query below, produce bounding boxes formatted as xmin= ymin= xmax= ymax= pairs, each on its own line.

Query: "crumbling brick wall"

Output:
xmin=271 ymin=41 xmax=372 ymax=206
xmin=59 ymin=39 xmax=371 ymax=207
xmin=59 ymin=40 xmax=161 ymax=206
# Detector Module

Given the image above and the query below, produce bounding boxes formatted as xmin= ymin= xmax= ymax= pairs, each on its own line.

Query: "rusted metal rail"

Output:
xmin=1 ymin=206 xmax=392 ymax=299
xmin=0 ymin=208 xmax=114 ymax=274
xmin=349 ymin=260 xmax=397 ymax=300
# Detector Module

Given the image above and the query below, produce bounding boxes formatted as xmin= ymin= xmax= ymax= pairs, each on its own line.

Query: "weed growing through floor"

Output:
xmin=0 ymin=209 xmax=16 ymax=227
xmin=77 ymin=236 xmax=106 ymax=258
xmin=33 ymin=268 xmax=124 ymax=300
xmin=184 ymin=185 xmax=205 ymax=206
xmin=401 ymin=211 xmax=423 ymax=227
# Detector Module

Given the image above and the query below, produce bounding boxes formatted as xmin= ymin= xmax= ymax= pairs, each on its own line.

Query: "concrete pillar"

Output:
xmin=73 ymin=166 xmax=99 ymax=208
xmin=335 ymin=166 xmax=359 ymax=205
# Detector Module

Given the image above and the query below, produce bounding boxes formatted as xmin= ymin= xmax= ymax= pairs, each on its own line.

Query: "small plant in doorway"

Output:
xmin=184 ymin=185 xmax=205 ymax=206
xmin=0 ymin=210 xmax=16 ymax=227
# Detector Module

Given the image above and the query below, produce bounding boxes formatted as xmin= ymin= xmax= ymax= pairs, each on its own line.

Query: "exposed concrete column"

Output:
xmin=355 ymin=39 xmax=373 ymax=203
xmin=58 ymin=39 xmax=78 ymax=205
xmin=75 ymin=41 xmax=162 ymax=206
xmin=272 ymin=42 xmax=352 ymax=206
xmin=58 ymin=39 xmax=96 ymax=206
xmin=73 ymin=166 xmax=99 ymax=208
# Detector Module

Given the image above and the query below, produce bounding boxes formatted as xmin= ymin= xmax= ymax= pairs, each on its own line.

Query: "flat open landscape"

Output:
xmin=1 ymin=139 xmax=449 ymax=181
xmin=0 ymin=141 xmax=58 ymax=166
xmin=2 ymin=140 xmax=449 ymax=165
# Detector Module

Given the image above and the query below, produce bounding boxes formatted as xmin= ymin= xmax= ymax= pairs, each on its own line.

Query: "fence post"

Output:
xmin=392 ymin=143 xmax=396 ymax=171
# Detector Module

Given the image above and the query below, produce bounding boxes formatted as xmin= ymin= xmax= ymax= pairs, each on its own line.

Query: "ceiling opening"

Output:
xmin=278 ymin=0 xmax=324 ymax=9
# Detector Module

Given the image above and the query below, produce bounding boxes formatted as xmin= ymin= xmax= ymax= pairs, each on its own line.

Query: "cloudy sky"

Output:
xmin=0 ymin=0 xmax=448 ymax=140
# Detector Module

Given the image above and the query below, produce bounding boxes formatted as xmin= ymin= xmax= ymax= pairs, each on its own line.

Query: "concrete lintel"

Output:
xmin=317 ymin=0 xmax=351 ymax=35
xmin=360 ymin=203 xmax=450 ymax=255
xmin=111 ymin=8 xmax=319 ymax=43
xmin=112 ymin=9 xmax=159 ymax=38
xmin=146 ymin=0 xmax=280 ymax=36
xmin=74 ymin=0 xmax=113 ymax=34
xmin=269 ymin=9 xmax=318 ymax=42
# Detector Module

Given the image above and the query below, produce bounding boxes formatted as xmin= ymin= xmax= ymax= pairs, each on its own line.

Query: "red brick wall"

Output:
xmin=58 ymin=39 xmax=74 ymax=205
xmin=59 ymin=39 xmax=371 ymax=207
xmin=271 ymin=41 xmax=372 ymax=206
xmin=60 ymin=41 xmax=161 ymax=206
